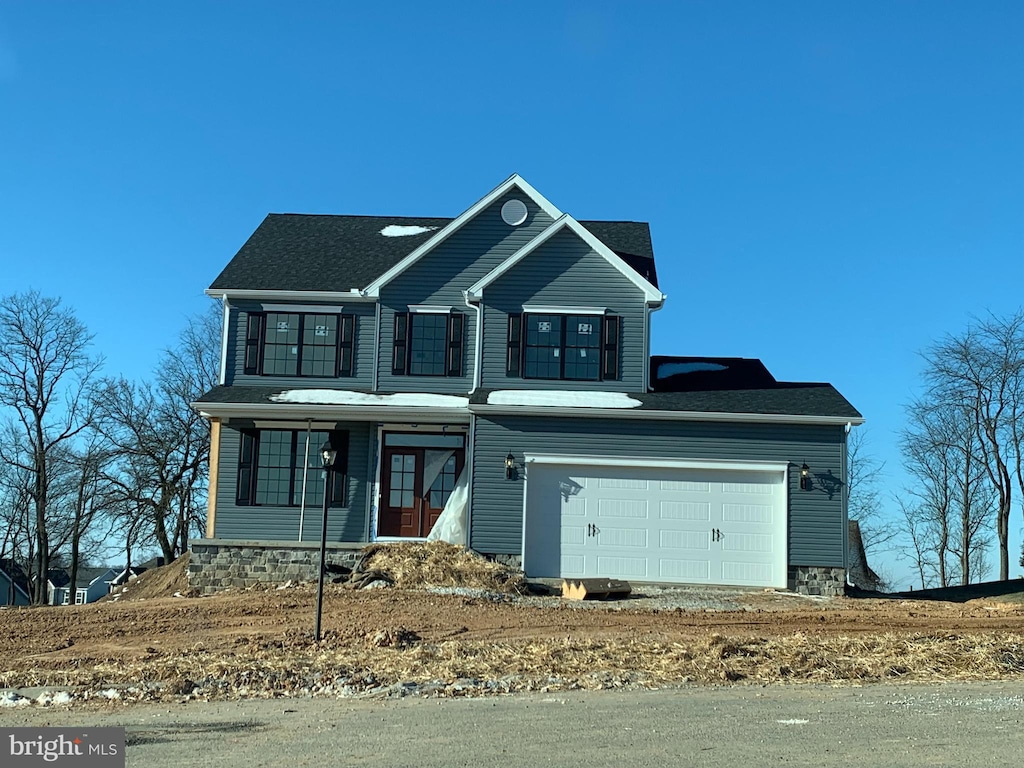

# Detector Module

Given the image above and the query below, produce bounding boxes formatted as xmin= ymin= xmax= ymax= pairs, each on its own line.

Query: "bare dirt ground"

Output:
xmin=2 ymin=545 xmax=1024 ymax=707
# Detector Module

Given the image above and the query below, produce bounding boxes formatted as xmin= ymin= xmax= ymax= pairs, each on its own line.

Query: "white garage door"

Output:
xmin=523 ymin=458 xmax=788 ymax=588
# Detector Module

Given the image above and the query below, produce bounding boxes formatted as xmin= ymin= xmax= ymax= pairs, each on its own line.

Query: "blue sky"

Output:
xmin=1 ymin=2 xmax=1022 ymax=586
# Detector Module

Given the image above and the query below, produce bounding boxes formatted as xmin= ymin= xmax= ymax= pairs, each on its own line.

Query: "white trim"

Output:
xmin=205 ymin=289 xmax=372 ymax=302
xmin=363 ymin=174 xmax=563 ymax=297
xmin=260 ymin=304 xmax=345 ymax=313
xmin=219 ymin=295 xmax=230 ymax=386
xmin=408 ymin=305 xmax=454 ymax=314
xmin=466 ymin=414 xmax=476 ymax=552
xmin=467 ymin=215 xmax=665 ymax=304
xmin=523 ymin=454 xmax=790 ymax=473
xmin=197 ymin=402 xmax=471 ymax=422
xmin=253 ymin=420 xmax=338 ymax=430
xmin=521 ymin=305 xmax=607 ymax=315
xmin=469 ymin=403 xmax=865 ymax=426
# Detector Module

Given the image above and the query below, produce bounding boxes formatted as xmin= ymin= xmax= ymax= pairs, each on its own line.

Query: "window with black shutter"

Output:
xmin=392 ymin=312 xmax=408 ymax=375
xmin=518 ymin=313 xmax=621 ymax=381
xmin=601 ymin=315 xmax=620 ymax=381
xmin=393 ymin=311 xmax=466 ymax=377
xmin=447 ymin=313 xmax=463 ymax=377
xmin=243 ymin=314 xmax=263 ymax=375
xmin=242 ymin=311 xmax=354 ymax=378
xmin=236 ymin=428 xmax=349 ymax=508
xmin=506 ymin=314 xmax=522 ymax=376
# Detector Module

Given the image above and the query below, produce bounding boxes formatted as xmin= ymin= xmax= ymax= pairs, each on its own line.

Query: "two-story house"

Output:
xmin=191 ymin=175 xmax=862 ymax=596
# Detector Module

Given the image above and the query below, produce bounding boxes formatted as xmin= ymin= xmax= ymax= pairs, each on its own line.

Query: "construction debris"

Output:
xmin=562 ymin=579 xmax=632 ymax=601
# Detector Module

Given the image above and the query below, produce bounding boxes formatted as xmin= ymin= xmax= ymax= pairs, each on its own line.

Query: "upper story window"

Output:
xmin=507 ymin=310 xmax=620 ymax=381
xmin=392 ymin=309 xmax=464 ymax=377
xmin=243 ymin=311 xmax=355 ymax=377
xmin=236 ymin=429 xmax=349 ymax=508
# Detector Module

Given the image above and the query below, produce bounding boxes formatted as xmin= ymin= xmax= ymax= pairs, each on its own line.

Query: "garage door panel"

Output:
xmin=660 ymin=558 xmax=710 ymax=580
xmin=660 ymin=480 xmax=710 ymax=492
xmin=562 ymin=525 xmax=586 ymax=546
xmin=660 ymin=501 xmax=710 ymax=521
xmin=722 ymin=503 xmax=773 ymax=524
xmin=598 ymin=499 xmax=648 ymax=518
xmin=597 ymin=556 xmax=648 ymax=578
xmin=600 ymin=477 xmax=648 ymax=490
xmin=561 ymin=554 xmax=586 ymax=575
xmin=722 ymin=481 xmax=775 ymax=495
xmin=565 ymin=497 xmax=587 ymax=516
xmin=721 ymin=532 xmax=774 ymax=553
xmin=599 ymin=527 xmax=647 ymax=548
xmin=660 ymin=530 xmax=710 ymax=550
xmin=722 ymin=561 xmax=774 ymax=584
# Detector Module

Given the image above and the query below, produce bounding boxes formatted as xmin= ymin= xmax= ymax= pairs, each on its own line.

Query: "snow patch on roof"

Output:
xmin=270 ymin=390 xmax=468 ymax=408
xmin=486 ymin=390 xmax=642 ymax=409
xmin=379 ymin=225 xmax=438 ymax=238
xmin=657 ymin=362 xmax=728 ymax=379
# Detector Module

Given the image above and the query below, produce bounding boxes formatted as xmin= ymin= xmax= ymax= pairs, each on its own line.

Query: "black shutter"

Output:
xmin=392 ymin=312 xmax=408 ymax=375
xmin=447 ymin=313 xmax=464 ymax=377
xmin=243 ymin=313 xmax=264 ymax=375
xmin=507 ymin=313 xmax=522 ymax=377
xmin=338 ymin=314 xmax=354 ymax=377
xmin=601 ymin=316 xmax=620 ymax=381
xmin=237 ymin=430 xmax=257 ymax=505
xmin=328 ymin=430 xmax=349 ymax=506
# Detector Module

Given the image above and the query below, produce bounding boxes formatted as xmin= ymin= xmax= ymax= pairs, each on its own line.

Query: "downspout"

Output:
xmin=298 ymin=420 xmax=312 ymax=541
xmin=219 ymin=295 xmax=230 ymax=386
xmin=464 ymin=291 xmax=483 ymax=393
xmin=372 ymin=301 xmax=381 ymax=392
xmin=842 ymin=421 xmax=852 ymax=583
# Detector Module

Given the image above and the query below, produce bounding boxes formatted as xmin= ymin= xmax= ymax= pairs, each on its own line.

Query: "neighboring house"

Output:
xmin=192 ymin=174 xmax=862 ymax=595
xmin=50 ymin=567 xmax=120 ymax=606
xmin=108 ymin=556 xmax=166 ymax=592
xmin=0 ymin=559 xmax=31 ymax=606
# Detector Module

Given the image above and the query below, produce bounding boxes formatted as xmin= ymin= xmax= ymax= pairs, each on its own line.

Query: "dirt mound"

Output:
xmin=356 ymin=542 xmax=526 ymax=593
xmin=108 ymin=553 xmax=192 ymax=601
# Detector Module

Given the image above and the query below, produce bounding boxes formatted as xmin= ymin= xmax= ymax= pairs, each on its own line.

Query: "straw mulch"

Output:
xmin=354 ymin=542 xmax=527 ymax=594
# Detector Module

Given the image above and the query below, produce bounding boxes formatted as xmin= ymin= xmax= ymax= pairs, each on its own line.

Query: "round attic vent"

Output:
xmin=501 ymin=199 xmax=528 ymax=226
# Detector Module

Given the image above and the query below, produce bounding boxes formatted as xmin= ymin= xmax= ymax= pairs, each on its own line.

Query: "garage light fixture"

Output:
xmin=800 ymin=463 xmax=810 ymax=491
xmin=505 ymin=452 xmax=516 ymax=480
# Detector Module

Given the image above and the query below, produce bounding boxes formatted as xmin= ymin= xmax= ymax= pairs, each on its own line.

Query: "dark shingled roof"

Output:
xmin=195 ymin=382 xmax=860 ymax=420
xmin=650 ymin=356 xmax=778 ymax=392
xmin=208 ymin=215 xmax=657 ymax=293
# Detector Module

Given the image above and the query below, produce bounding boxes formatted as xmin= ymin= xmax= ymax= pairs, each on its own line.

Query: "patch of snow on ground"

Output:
xmin=656 ymin=362 xmax=728 ymax=379
xmin=486 ymin=391 xmax=641 ymax=408
xmin=270 ymin=390 xmax=469 ymax=408
xmin=379 ymin=225 xmax=438 ymax=237
xmin=0 ymin=692 xmax=30 ymax=707
xmin=98 ymin=689 xmax=121 ymax=700
xmin=36 ymin=690 xmax=73 ymax=706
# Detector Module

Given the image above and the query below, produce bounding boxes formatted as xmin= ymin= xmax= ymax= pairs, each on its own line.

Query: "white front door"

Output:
xmin=524 ymin=460 xmax=788 ymax=588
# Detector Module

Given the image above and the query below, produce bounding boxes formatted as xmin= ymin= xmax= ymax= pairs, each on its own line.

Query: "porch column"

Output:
xmin=206 ymin=419 xmax=221 ymax=538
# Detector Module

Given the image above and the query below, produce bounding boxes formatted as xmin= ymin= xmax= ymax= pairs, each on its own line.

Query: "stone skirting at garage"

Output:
xmin=789 ymin=566 xmax=845 ymax=596
xmin=189 ymin=539 xmax=364 ymax=594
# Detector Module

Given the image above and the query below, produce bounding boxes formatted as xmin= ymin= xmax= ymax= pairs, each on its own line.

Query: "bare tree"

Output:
xmin=95 ymin=304 xmax=219 ymax=561
xmin=0 ymin=291 xmax=102 ymax=603
xmin=846 ymin=429 xmax=896 ymax=555
xmin=921 ymin=311 xmax=1024 ymax=580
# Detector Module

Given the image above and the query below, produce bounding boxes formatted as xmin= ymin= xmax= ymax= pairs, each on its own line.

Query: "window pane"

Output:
xmin=409 ymin=314 xmax=447 ymax=375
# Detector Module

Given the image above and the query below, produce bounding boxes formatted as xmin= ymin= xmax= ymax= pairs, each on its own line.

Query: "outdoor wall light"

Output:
xmin=321 ymin=443 xmax=338 ymax=469
xmin=800 ymin=463 xmax=811 ymax=491
xmin=505 ymin=452 xmax=515 ymax=480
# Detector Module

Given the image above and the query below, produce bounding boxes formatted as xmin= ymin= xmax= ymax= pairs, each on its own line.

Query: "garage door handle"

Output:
xmin=711 ymin=528 xmax=722 ymax=542
xmin=587 ymin=523 xmax=602 ymax=537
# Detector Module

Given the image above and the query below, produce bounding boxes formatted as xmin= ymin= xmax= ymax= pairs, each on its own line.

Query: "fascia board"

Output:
xmin=363 ymin=174 xmax=563 ymax=297
xmin=467 ymin=215 xmax=666 ymax=303
xmin=205 ymin=289 xmax=374 ymax=303
xmin=468 ymin=403 xmax=865 ymax=427
xmin=192 ymin=401 xmax=471 ymax=423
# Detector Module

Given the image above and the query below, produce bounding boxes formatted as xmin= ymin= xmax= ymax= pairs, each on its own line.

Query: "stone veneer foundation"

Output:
xmin=189 ymin=539 xmax=364 ymax=594
xmin=189 ymin=540 xmax=845 ymax=597
xmin=788 ymin=566 xmax=846 ymax=597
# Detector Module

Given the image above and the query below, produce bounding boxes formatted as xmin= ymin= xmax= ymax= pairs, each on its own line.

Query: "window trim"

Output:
xmin=243 ymin=311 xmax=356 ymax=378
xmin=392 ymin=310 xmax=464 ymax=378
xmin=236 ymin=428 xmax=350 ymax=508
xmin=508 ymin=311 xmax=621 ymax=382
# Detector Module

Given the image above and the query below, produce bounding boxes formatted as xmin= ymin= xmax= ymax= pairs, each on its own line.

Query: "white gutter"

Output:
xmin=204 ymin=289 xmax=374 ymax=302
xmin=218 ymin=294 xmax=230 ymax=386
xmin=463 ymin=291 xmax=483 ymax=393
xmin=372 ymin=301 xmax=382 ymax=392
xmin=468 ymin=403 xmax=865 ymax=427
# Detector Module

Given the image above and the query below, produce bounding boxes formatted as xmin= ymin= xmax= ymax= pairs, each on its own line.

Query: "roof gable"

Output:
xmin=362 ymin=174 xmax=562 ymax=297
xmin=468 ymin=215 xmax=664 ymax=303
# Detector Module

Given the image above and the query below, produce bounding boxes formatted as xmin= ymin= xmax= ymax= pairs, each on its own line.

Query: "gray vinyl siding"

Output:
xmin=225 ymin=301 xmax=376 ymax=389
xmin=377 ymin=191 xmax=555 ymax=394
xmin=470 ymin=415 xmax=847 ymax=568
xmin=214 ymin=421 xmax=373 ymax=543
xmin=479 ymin=228 xmax=647 ymax=391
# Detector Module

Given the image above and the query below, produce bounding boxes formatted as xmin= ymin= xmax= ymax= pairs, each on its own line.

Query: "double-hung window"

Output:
xmin=507 ymin=310 xmax=620 ymax=381
xmin=236 ymin=429 xmax=349 ymax=507
xmin=243 ymin=310 xmax=355 ymax=377
xmin=391 ymin=309 xmax=464 ymax=377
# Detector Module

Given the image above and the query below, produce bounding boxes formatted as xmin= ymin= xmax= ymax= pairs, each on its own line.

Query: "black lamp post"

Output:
xmin=314 ymin=440 xmax=337 ymax=644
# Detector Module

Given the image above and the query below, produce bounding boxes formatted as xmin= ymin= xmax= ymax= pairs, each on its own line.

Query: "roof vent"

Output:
xmin=501 ymin=199 xmax=528 ymax=226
